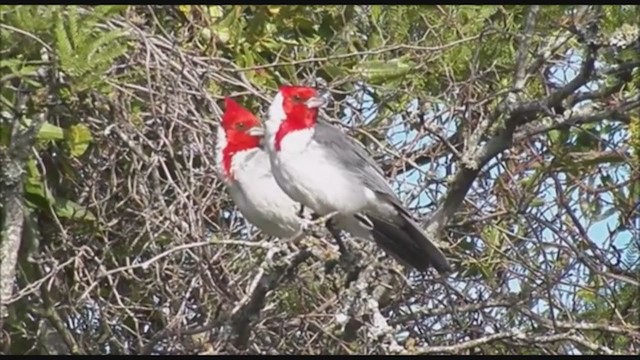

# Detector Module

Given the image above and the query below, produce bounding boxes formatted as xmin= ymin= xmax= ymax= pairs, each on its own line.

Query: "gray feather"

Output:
xmin=358 ymin=213 xmax=452 ymax=273
xmin=313 ymin=119 xmax=452 ymax=273
xmin=312 ymin=120 xmax=402 ymax=205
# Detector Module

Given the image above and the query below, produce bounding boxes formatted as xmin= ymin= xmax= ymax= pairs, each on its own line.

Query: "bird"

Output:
xmin=215 ymin=97 xmax=371 ymax=257
xmin=259 ymin=85 xmax=452 ymax=274
xmin=214 ymin=97 xmax=303 ymax=239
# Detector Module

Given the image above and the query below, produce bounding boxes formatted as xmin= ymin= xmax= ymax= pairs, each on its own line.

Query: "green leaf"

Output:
xmin=353 ymin=58 xmax=416 ymax=85
xmin=94 ymin=5 xmax=128 ymax=18
xmin=370 ymin=5 xmax=383 ymax=22
xmin=54 ymin=12 xmax=74 ymax=74
xmin=36 ymin=122 xmax=65 ymax=141
xmin=207 ymin=6 xmax=224 ymax=20
xmin=24 ymin=177 xmax=47 ymax=201
xmin=366 ymin=31 xmax=383 ymax=49
xmin=529 ymin=198 xmax=545 ymax=207
xmin=67 ymin=6 xmax=80 ymax=49
xmin=177 ymin=5 xmax=191 ymax=17
xmin=548 ymin=129 xmax=561 ymax=143
xmin=577 ymin=288 xmax=597 ymax=302
xmin=214 ymin=7 xmax=240 ymax=44
xmin=24 ymin=179 xmax=55 ymax=206
xmin=322 ymin=64 xmax=347 ymax=81
xmin=85 ymin=30 xmax=126 ymax=62
xmin=23 ymin=158 xmax=56 ymax=210
xmin=53 ymin=198 xmax=97 ymax=221
xmin=266 ymin=6 xmax=281 ymax=16
xmin=0 ymin=124 xmax=9 ymax=147
xmin=65 ymin=123 xmax=93 ymax=157
xmin=214 ymin=26 xmax=231 ymax=44
xmin=25 ymin=158 xmax=40 ymax=179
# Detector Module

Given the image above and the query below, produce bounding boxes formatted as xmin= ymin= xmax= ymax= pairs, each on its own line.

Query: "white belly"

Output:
xmin=272 ymin=129 xmax=370 ymax=216
xmin=230 ymin=150 xmax=302 ymax=239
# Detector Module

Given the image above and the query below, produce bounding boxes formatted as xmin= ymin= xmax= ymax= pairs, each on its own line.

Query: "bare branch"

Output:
xmin=229 ymin=245 xmax=313 ymax=350
xmin=425 ymin=14 xmax=602 ymax=240
xmin=513 ymin=5 xmax=540 ymax=91
xmin=516 ymin=98 xmax=640 ymax=140
xmin=1 ymin=102 xmax=47 ymax=319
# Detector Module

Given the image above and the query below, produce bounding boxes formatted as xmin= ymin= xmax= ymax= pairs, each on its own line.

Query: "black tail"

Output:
xmin=364 ymin=213 xmax=452 ymax=274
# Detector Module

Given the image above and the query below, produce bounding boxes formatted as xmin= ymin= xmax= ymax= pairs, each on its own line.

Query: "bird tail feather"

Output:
xmin=365 ymin=213 xmax=452 ymax=274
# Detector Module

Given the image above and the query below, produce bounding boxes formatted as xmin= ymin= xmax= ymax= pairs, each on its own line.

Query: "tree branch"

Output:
xmin=409 ymin=329 xmax=618 ymax=355
xmin=229 ymin=244 xmax=313 ymax=350
xmin=513 ymin=5 xmax=540 ymax=92
xmin=515 ymin=98 xmax=640 ymax=140
xmin=424 ymin=12 xmax=602 ymax=248
xmin=1 ymin=99 xmax=47 ymax=319
xmin=334 ymin=260 xmax=402 ymax=352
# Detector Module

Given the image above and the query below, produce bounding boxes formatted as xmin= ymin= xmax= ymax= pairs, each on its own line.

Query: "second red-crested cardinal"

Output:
xmin=215 ymin=97 xmax=303 ymax=239
xmin=259 ymin=85 xmax=452 ymax=274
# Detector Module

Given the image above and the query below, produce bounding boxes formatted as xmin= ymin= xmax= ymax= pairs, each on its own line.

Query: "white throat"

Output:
xmin=214 ymin=125 xmax=228 ymax=180
xmin=265 ymin=92 xmax=286 ymax=153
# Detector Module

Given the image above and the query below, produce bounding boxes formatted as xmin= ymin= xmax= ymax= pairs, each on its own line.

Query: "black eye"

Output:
xmin=235 ymin=122 xmax=246 ymax=130
xmin=293 ymin=95 xmax=301 ymax=102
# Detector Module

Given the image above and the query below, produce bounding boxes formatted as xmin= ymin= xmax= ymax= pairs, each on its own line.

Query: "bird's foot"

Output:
xmin=325 ymin=216 xmax=350 ymax=256
xmin=323 ymin=246 xmax=363 ymax=285
xmin=289 ymin=211 xmax=330 ymax=247
xmin=297 ymin=204 xmax=307 ymax=219
xmin=324 ymin=217 xmax=362 ymax=281
xmin=299 ymin=210 xmax=339 ymax=235
xmin=295 ymin=204 xmax=317 ymax=237
xmin=314 ymin=211 xmax=340 ymax=227
xmin=339 ymin=249 xmax=362 ymax=277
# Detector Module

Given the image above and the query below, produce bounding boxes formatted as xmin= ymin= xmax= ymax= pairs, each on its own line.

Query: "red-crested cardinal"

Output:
xmin=215 ymin=97 xmax=303 ymax=239
xmin=259 ymin=86 xmax=452 ymax=274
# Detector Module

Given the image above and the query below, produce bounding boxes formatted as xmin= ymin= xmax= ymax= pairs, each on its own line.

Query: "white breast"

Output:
xmin=214 ymin=126 xmax=228 ymax=180
xmin=271 ymin=128 xmax=370 ymax=216
xmin=229 ymin=148 xmax=302 ymax=239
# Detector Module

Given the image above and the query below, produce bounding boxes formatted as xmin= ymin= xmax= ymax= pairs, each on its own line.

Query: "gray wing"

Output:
xmin=312 ymin=120 xmax=408 ymax=212
xmin=314 ymin=121 xmax=452 ymax=274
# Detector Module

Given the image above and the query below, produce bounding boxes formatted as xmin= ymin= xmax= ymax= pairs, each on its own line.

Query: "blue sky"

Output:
xmin=328 ymin=50 xmax=636 ymax=352
xmin=334 ymin=50 xmax=635 ymax=322
xmin=340 ymin=51 xmax=633 ymax=256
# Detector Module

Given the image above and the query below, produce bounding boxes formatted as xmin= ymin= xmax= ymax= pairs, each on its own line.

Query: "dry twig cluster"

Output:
xmin=2 ymin=6 xmax=638 ymax=355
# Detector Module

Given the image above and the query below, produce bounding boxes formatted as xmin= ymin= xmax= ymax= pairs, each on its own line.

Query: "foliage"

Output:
xmin=1 ymin=4 xmax=638 ymax=355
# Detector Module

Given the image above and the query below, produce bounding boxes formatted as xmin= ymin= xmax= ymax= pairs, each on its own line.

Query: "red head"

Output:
xmin=218 ymin=97 xmax=262 ymax=179
xmin=273 ymin=85 xmax=326 ymax=151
